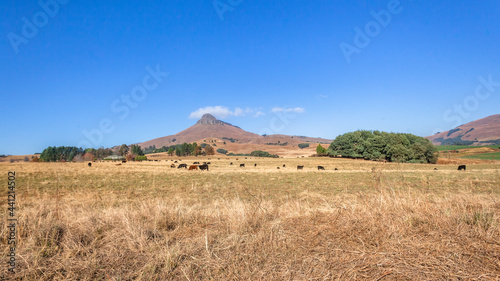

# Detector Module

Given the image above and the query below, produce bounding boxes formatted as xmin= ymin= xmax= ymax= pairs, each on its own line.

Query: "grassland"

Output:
xmin=463 ymin=152 xmax=500 ymax=160
xmin=1 ymin=157 xmax=499 ymax=280
xmin=435 ymin=145 xmax=499 ymax=151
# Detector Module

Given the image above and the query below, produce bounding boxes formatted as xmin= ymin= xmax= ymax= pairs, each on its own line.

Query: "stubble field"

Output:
xmin=1 ymin=157 xmax=500 ymax=280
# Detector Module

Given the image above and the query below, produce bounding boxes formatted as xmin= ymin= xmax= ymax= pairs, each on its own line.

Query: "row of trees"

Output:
xmin=39 ymin=146 xmax=114 ymax=162
xmin=327 ymin=130 xmax=438 ymax=163
xmin=143 ymin=143 xmax=216 ymax=157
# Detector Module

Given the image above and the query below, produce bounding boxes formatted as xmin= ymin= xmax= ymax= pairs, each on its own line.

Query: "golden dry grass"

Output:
xmin=1 ymin=158 xmax=499 ymax=280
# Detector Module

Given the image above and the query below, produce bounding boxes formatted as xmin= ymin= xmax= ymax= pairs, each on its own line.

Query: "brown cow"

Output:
xmin=189 ymin=165 xmax=198 ymax=170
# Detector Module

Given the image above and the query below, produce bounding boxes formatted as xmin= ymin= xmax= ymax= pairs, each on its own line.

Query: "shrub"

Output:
xmin=217 ymin=148 xmax=228 ymax=154
xmin=134 ymin=155 xmax=148 ymax=161
xmin=298 ymin=143 xmax=310 ymax=149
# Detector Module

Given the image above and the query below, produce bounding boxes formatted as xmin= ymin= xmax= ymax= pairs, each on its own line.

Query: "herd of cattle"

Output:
xmin=88 ymin=160 xmax=468 ymax=171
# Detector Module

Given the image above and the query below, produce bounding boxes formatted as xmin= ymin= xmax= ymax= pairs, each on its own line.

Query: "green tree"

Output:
xmin=316 ymin=144 xmax=327 ymax=154
xmin=119 ymin=144 xmax=129 ymax=156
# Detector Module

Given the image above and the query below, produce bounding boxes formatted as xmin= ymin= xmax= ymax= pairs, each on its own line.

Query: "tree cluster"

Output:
xmin=327 ymin=130 xmax=437 ymax=163
xmin=298 ymin=143 xmax=310 ymax=149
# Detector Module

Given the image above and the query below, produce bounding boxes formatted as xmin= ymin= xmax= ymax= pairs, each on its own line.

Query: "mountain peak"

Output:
xmin=196 ymin=113 xmax=226 ymax=125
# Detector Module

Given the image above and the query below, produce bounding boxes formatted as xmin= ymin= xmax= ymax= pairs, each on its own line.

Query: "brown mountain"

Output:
xmin=427 ymin=114 xmax=500 ymax=145
xmin=138 ymin=114 xmax=332 ymax=153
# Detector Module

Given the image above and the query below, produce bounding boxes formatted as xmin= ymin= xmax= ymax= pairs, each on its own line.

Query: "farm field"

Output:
xmin=1 ymin=157 xmax=500 ymax=280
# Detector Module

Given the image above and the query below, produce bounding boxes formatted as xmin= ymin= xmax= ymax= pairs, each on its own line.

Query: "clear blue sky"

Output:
xmin=1 ymin=0 xmax=499 ymax=155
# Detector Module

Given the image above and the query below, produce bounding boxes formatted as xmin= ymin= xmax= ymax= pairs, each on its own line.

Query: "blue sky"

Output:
xmin=1 ymin=0 xmax=499 ymax=155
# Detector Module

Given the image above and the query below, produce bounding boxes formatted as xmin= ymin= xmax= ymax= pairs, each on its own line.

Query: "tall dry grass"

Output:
xmin=1 ymin=160 xmax=499 ymax=280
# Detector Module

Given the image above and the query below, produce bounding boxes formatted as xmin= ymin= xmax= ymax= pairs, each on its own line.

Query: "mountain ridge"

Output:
xmin=426 ymin=114 xmax=500 ymax=145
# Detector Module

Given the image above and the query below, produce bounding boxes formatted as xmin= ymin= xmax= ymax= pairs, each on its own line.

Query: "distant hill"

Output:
xmin=427 ymin=114 xmax=500 ymax=145
xmin=138 ymin=114 xmax=332 ymax=156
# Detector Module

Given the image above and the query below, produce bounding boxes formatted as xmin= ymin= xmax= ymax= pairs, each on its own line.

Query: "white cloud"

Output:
xmin=189 ymin=106 xmax=258 ymax=119
xmin=271 ymin=107 xmax=305 ymax=113
xmin=254 ymin=111 xmax=265 ymax=117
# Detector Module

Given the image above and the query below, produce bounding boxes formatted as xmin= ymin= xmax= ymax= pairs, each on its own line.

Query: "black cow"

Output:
xmin=334 ymin=168 xmax=338 ymax=171
xmin=458 ymin=165 xmax=466 ymax=171
xmin=230 ymin=162 xmax=233 ymax=165
xmin=88 ymin=162 xmax=92 ymax=167
xmin=434 ymin=168 xmax=438 ymax=170
xmin=240 ymin=164 xmax=245 ymax=167
xmin=193 ymin=162 xmax=200 ymax=164
xmin=283 ymin=164 xmax=286 ymax=167
xmin=170 ymin=164 xmax=176 ymax=168
xmin=178 ymin=164 xmax=187 ymax=169
xmin=207 ymin=162 xmax=211 ymax=164
xmin=317 ymin=166 xmax=325 ymax=170
xmin=254 ymin=163 xmax=257 ymax=167
xmin=199 ymin=164 xmax=209 ymax=171
xmin=297 ymin=165 xmax=304 ymax=170
xmin=174 ymin=161 xmax=178 ymax=163
xmin=122 ymin=160 xmax=126 ymax=164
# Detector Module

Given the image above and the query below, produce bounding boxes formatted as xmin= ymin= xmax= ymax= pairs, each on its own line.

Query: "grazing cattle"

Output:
xmin=188 ymin=165 xmax=198 ymax=170
xmin=334 ymin=168 xmax=338 ymax=171
xmin=458 ymin=165 xmax=466 ymax=171
xmin=297 ymin=165 xmax=304 ymax=170
xmin=283 ymin=164 xmax=286 ymax=167
xmin=230 ymin=162 xmax=233 ymax=165
xmin=122 ymin=160 xmax=126 ymax=163
xmin=434 ymin=168 xmax=438 ymax=170
xmin=199 ymin=164 xmax=209 ymax=171
xmin=178 ymin=164 xmax=187 ymax=169
xmin=174 ymin=161 xmax=178 ymax=163
xmin=218 ymin=158 xmax=220 ymax=160
xmin=236 ymin=158 xmax=239 ymax=160
xmin=318 ymin=166 xmax=325 ymax=170
xmin=116 ymin=163 xmax=121 ymax=166
xmin=207 ymin=162 xmax=211 ymax=164
xmin=277 ymin=167 xmax=280 ymax=169
xmin=193 ymin=162 xmax=200 ymax=164
xmin=245 ymin=157 xmax=247 ymax=159
xmin=88 ymin=163 xmax=92 ymax=167
xmin=240 ymin=164 xmax=245 ymax=167
xmin=254 ymin=163 xmax=257 ymax=167
xmin=170 ymin=164 xmax=176 ymax=168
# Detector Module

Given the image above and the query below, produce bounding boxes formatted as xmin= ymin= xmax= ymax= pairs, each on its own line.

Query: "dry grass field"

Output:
xmin=1 ymin=157 xmax=500 ymax=280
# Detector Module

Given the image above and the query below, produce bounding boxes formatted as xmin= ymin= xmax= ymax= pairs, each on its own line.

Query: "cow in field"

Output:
xmin=334 ymin=168 xmax=338 ymax=171
xmin=178 ymin=164 xmax=187 ymax=169
xmin=317 ymin=166 xmax=325 ymax=170
xmin=199 ymin=164 xmax=209 ymax=171
xmin=230 ymin=162 xmax=233 ymax=165
xmin=193 ymin=162 xmax=200 ymax=164
xmin=207 ymin=162 xmax=211 ymax=164
xmin=277 ymin=167 xmax=280 ymax=169
xmin=174 ymin=161 xmax=178 ymax=163
xmin=297 ymin=165 xmax=304 ymax=170
xmin=458 ymin=165 xmax=466 ymax=171
xmin=88 ymin=163 xmax=92 ymax=167
xmin=189 ymin=165 xmax=198 ymax=170
xmin=240 ymin=164 xmax=245 ymax=167
xmin=122 ymin=160 xmax=126 ymax=163
xmin=254 ymin=163 xmax=257 ymax=167
xmin=170 ymin=164 xmax=176 ymax=168
xmin=434 ymin=168 xmax=438 ymax=170
xmin=283 ymin=164 xmax=286 ymax=168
